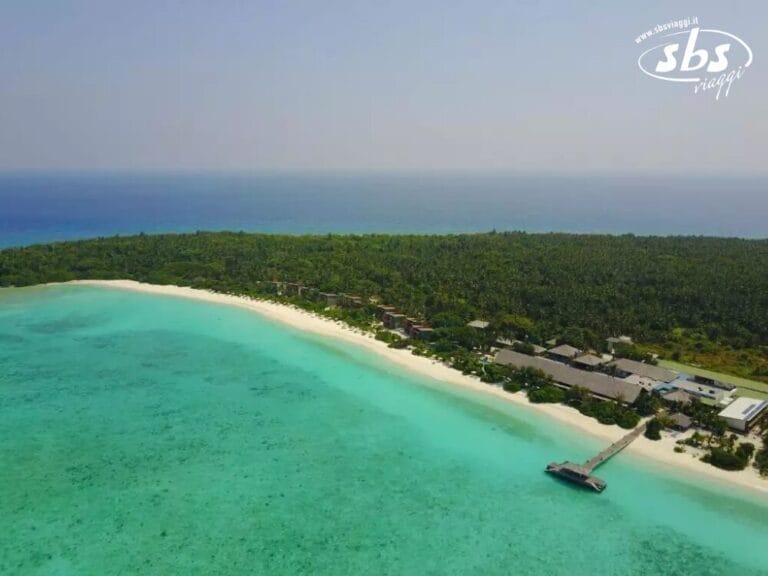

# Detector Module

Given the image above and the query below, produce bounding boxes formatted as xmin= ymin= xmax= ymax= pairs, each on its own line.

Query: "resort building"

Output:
xmin=339 ymin=293 xmax=364 ymax=307
xmin=621 ymin=373 xmax=661 ymax=392
xmin=494 ymin=349 xmax=642 ymax=404
xmin=467 ymin=320 xmax=490 ymax=330
xmin=662 ymin=389 xmax=693 ymax=407
xmin=667 ymin=413 xmax=693 ymax=431
xmin=667 ymin=376 xmax=736 ymax=404
xmin=546 ymin=344 xmax=582 ymax=363
xmin=383 ymin=312 xmax=407 ymax=330
xmin=403 ymin=318 xmax=432 ymax=338
xmin=404 ymin=317 xmax=421 ymax=333
xmin=298 ymin=286 xmax=317 ymax=299
xmin=493 ymin=338 xmax=546 ymax=355
xmin=607 ymin=358 xmax=677 ymax=385
xmin=377 ymin=305 xmax=397 ymax=318
xmin=717 ymin=397 xmax=768 ymax=432
xmin=318 ymin=292 xmax=338 ymax=307
xmin=284 ymin=282 xmax=305 ymax=295
xmin=410 ymin=325 xmax=435 ymax=340
xmin=572 ymin=354 xmax=606 ymax=371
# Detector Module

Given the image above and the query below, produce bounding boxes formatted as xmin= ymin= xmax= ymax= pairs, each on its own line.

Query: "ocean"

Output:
xmin=1 ymin=284 xmax=767 ymax=575
xmin=1 ymin=172 xmax=767 ymax=247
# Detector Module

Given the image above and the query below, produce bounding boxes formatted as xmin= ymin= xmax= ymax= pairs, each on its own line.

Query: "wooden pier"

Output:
xmin=546 ymin=422 xmax=647 ymax=492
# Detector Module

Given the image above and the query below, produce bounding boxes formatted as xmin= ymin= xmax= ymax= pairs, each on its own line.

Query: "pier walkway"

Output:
xmin=545 ymin=421 xmax=647 ymax=492
xmin=583 ymin=422 xmax=647 ymax=472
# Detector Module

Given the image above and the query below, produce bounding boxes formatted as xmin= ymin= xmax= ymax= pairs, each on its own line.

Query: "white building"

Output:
xmin=717 ymin=397 xmax=768 ymax=432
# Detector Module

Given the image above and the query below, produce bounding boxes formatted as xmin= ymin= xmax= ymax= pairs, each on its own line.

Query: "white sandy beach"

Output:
xmin=61 ymin=279 xmax=768 ymax=496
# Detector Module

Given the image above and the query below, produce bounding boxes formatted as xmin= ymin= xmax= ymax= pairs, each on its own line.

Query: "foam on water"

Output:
xmin=1 ymin=286 xmax=767 ymax=575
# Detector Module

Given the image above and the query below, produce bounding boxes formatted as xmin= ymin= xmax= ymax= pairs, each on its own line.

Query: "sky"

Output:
xmin=0 ymin=1 xmax=765 ymax=173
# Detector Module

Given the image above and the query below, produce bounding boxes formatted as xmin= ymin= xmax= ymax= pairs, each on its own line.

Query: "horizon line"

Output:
xmin=1 ymin=168 xmax=768 ymax=179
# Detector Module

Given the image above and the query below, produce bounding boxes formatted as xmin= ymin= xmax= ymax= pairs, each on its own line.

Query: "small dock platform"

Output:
xmin=546 ymin=422 xmax=647 ymax=492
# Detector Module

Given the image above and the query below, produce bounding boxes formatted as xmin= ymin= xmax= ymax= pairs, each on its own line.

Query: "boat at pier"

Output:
xmin=545 ymin=422 xmax=647 ymax=492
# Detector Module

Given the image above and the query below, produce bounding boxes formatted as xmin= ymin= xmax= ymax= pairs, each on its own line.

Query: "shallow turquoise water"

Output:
xmin=1 ymin=285 xmax=767 ymax=575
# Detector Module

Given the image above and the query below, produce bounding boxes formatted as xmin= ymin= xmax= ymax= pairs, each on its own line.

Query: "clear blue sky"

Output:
xmin=0 ymin=1 xmax=764 ymax=172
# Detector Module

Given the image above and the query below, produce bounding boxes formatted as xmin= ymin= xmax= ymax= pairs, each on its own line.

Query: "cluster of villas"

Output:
xmin=490 ymin=333 xmax=767 ymax=433
xmin=261 ymin=281 xmax=766 ymax=434
xmin=262 ymin=280 xmax=436 ymax=340
xmin=378 ymin=306 xmax=435 ymax=340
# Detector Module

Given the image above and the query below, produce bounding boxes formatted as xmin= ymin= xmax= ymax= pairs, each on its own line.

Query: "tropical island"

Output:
xmin=1 ymin=231 xmax=767 ymax=483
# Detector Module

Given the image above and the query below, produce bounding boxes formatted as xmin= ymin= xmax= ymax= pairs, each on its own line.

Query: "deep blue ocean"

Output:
xmin=1 ymin=172 xmax=766 ymax=247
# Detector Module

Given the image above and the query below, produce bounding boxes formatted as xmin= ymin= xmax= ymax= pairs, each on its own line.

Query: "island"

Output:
xmin=1 ymin=231 xmax=767 ymax=483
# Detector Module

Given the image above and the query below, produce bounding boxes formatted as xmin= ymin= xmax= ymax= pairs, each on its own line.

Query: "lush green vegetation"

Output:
xmin=645 ymin=417 xmax=663 ymax=440
xmin=632 ymin=390 xmax=663 ymax=417
xmin=528 ymin=385 xmax=566 ymax=404
xmin=679 ymin=425 xmax=763 ymax=473
xmin=705 ymin=448 xmax=749 ymax=471
xmin=2 ymin=231 xmax=767 ymax=380
xmin=561 ymin=385 xmax=640 ymax=428
xmin=701 ymin=435 xmax=756 ymax=472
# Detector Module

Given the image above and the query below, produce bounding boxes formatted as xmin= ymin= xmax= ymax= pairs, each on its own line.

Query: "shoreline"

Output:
xmin=43 ymin=280 xmax=768 ymax=497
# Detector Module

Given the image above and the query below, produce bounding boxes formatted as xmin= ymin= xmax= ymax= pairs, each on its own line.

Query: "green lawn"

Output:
xmin=658 ymin=359 xmax=768 ymax=400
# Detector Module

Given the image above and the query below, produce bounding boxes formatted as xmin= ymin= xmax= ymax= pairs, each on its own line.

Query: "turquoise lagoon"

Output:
xmin=1 ymin=285 xmax=767 ymax=575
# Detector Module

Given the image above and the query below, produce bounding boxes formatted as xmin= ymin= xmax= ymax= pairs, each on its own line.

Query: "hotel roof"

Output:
xmin=668 ymin=413 xmax=693 ymax=429
xmin=494 ymin=349 xmax=642 ymax=403
xmin=662 ymin=389 xmax=693 ymax=405
xmin=573 ymin=354 xmax=605 ymax=367
xmin=718 ymin=397 xmax=768 ymax=422
xmin=607 ymin=358 xmax=678 ymax=383
xmin=547 ymin=344 xmax=582 ymax=359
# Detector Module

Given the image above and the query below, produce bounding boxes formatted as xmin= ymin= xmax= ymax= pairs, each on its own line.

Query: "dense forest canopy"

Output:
xmin=2 ymin=231 xmax=768 ymax=372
